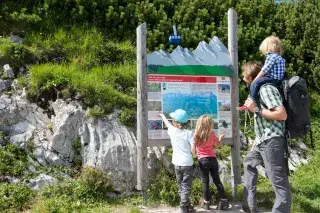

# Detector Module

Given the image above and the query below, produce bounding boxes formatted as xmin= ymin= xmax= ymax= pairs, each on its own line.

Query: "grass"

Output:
xmin=25 ymin=27 xmax=135 ymax=68
xmin=28 ymin=63 xmax=136 ymax=123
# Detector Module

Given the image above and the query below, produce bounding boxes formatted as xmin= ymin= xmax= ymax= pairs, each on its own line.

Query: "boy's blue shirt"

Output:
xmin=262 ymin=53 xmax=285 ymax=80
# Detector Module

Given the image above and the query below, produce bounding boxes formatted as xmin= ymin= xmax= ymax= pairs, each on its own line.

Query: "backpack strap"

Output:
xmin=284 ymin=134 xmax=290 ymax=176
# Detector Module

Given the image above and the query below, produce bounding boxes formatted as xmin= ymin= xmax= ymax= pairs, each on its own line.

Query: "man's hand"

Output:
xmin=244 ymin=98 xmax=257 ymax=113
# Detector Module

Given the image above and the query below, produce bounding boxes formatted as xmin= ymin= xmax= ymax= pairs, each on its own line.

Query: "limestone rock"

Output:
xmin=27 ymin=174 xmax=57 ymax=191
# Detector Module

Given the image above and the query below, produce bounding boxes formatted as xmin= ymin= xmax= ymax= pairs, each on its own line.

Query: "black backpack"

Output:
xmin=281 ymin=76 xmax=312 ymax=141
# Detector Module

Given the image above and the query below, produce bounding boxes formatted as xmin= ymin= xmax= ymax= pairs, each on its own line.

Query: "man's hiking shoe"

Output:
xmin=237 ymin=105 xmax=247 ymax=111
xmin=200 ymin=199 xmax=210 ymax=210
xmin=216 ymin=198 xmax=229 ymax=210
xmin=187 ymin=205 xmax=196 ymax=212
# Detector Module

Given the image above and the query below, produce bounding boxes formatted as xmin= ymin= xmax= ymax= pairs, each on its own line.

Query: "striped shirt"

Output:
xmin=262 ymin=53 xmax=285 ymax=80
xmin=254 ymin=84 xmax=285 ymax=145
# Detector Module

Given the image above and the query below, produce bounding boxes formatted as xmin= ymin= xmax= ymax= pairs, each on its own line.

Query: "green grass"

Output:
xmin=28 ymin=63 xmax=136 ymax=120
xmin=25 ymin=27 xmax=135 ymax=68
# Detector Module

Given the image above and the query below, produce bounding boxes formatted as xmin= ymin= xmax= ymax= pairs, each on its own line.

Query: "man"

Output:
xmin=241 ymin=61 xmax=291 ymax=213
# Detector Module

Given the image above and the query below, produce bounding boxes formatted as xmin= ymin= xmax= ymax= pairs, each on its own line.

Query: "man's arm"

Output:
xmin=244 ymin=99 xmax=287 ymax=120
xmin=244 ymin=85 xmax=287 ymax=121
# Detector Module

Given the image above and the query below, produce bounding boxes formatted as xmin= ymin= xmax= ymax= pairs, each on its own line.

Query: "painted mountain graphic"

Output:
xmin=147 ymin=36 xmax=233 ymax=76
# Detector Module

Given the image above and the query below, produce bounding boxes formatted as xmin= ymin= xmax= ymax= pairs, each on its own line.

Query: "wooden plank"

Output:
xmin=147 ymin=138 xmax=233 ymax=147
xmin=136 ymin=23 xmax=148 ymax=199
xmin=228 ymin=8 xmax=242 ymax=199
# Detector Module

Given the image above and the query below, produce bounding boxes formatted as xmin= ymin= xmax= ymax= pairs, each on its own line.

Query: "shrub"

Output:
xmin=119 ymin=108 xmax=136 ymax=127
xmin=0 ymin=183 xmax=35 ymax=212
xmin=147 ymin=166 xmax=180 ymax=206
xmin=15 ymin=74 xmax=29 ymax=89
xmin=87 ymin=105 xmax=105 ymax=118
xmin=72 ymin=138 xmax=82 ymax=169
xmin=77 ymin=166 xmax=114 ymax=196
xmin=0 ymin=143 xmax=28 ymax=177
xmin=0 ymin=38 xmax=33 ymax=70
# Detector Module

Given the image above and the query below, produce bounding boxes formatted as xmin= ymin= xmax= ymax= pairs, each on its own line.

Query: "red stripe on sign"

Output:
xmin=148 ymin=75 xmax=216 ymax=83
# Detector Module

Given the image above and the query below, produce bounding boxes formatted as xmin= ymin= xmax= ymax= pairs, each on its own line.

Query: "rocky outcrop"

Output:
xmin=0 ymin=93 xmax=165 ymax=191
xmin=79 ymin=113 xmax=137 ymax=191
xmin=0 ymin=92 xmax=311 ymax=191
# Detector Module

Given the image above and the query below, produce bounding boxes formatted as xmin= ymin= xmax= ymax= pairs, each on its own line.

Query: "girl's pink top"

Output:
xmin=196 ymin=132 xmax=217 ymax=159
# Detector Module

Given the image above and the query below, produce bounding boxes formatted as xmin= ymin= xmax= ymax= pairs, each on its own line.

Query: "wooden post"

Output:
xmin=136 ymin=22 xmax=148 ymax=203
xmin=228 ymin=9 xmax=242 ymax=199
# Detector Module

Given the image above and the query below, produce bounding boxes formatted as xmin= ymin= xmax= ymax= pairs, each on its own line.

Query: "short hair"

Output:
xmin=242 ymin=61 xmax=263 ymax=79
xmin=259 ymin=35 xmax=284 ymax=55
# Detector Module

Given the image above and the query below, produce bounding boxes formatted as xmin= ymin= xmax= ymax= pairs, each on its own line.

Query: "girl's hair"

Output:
xmin=194 ymin=115 xmax=213 ymax=147
xmin=242 ymin=61 xmax=263 ymax=79
xmin=259 ymin=35 xmax=284 ymax=55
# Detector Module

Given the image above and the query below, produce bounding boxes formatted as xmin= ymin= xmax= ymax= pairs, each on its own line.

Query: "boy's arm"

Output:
xmin=191 ymin=144 xmax=197 ymax=157
xmin=159 ymin=114 xmax=172 ymax=127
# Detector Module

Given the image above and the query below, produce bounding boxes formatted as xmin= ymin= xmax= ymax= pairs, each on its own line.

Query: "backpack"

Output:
xmin=281 ymin=76 xmax=312 ymax=140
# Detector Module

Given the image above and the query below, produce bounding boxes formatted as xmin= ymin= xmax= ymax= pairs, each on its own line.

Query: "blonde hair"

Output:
xmin=242 ymin=61 xmax=263 ymax=79
xmin=259 ymin=35 xmax=284 ymax=55
xmin=194 ymin=115 xmax=213 ymax=147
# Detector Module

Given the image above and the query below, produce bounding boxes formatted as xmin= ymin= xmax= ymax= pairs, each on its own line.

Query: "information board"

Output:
xmin=147 ymin=74 xmax=232 ymax=140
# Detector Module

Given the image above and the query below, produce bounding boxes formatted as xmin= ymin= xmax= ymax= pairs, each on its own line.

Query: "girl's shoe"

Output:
xmin=200 ymin=199 xmax=210 ymax=210
xmin=236 ymin=105 xmax=247 ymax=111
xmin=216 ymin=198 xmax=229 ymax=210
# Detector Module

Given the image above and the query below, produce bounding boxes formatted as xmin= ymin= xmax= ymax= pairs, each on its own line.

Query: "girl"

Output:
xmin=159 ymin=109 xmax=194 ymax=213
xmin=191 ymin=115 xmax=229 ymax=210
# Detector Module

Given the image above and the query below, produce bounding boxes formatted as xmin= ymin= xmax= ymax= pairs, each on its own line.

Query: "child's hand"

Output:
xmin=218 ymin=133 xmax=226 ymax=141
xmin=159 ymin=114 xmax=166 ymax=119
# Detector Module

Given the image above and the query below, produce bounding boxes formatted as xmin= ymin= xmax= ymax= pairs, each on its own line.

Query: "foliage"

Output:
xmin=0 ymin=183 xmax=36 ymax=212
xmin=30 ymin=166 xmax=115 ymax=212
xmin=77 ymin=166 xmax=113 ymax=195
xmin=119 ymin=108 xmax=136 ymax=127
xmin=291 ymin=150 xmax=320 ymax=213
xmin=216 ymin=144 xmax=231 ymax=160
xmin=147 ymin=165 xmax=180 ymax=206
xmin=0 ymin=143 xmax=28 ymax=177
xmin=15 ymin=73 xmax=29 ymax=89
xmin=87 ymin=105 xmax=105 ymax=118
xmin=28 ymin=63 xmax=136 ymax=118
xmin=72 ymin=138 xmax=82 ymax=169
xmin=0 ymin=0 xmax=320 ymax=89
xmin=147 ymin=165 xmax=227 ymax=206
xmin=0 ymin=38 xmax=33 ymax=70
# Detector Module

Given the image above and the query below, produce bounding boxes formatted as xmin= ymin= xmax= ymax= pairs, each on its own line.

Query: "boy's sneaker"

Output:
xmin=180 ymin=206 xmax=189 ymax=213
xmin=200 ymin=199 xmax=210 ymax=210
xmin=236 ymin=105 xmax=247 ymax=111
xmin=216 ymin=198 xmax=229 ymax=210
